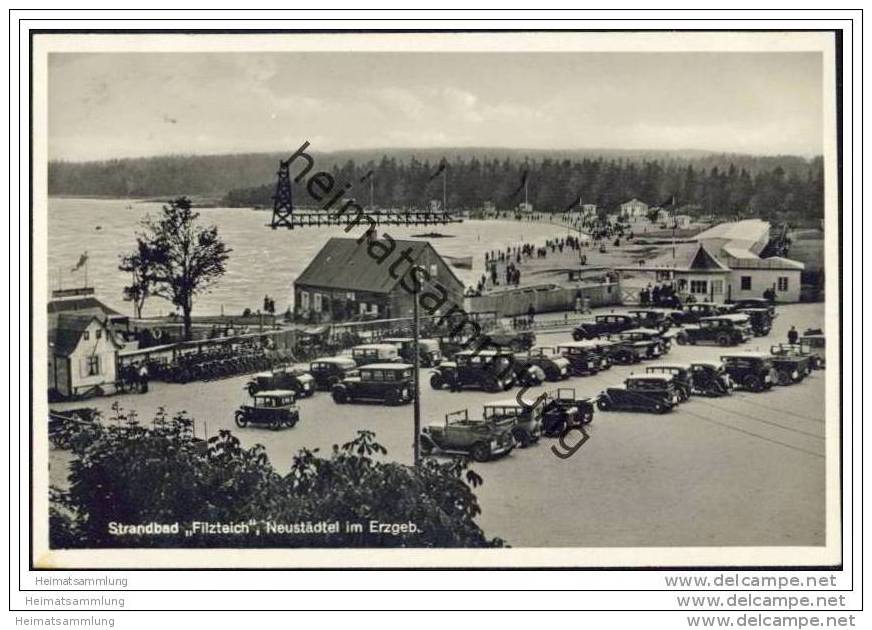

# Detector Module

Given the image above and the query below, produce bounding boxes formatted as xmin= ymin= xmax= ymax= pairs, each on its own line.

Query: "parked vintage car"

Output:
xmin=736 ymin=307 xmax=773 ymax=336
xmin=689 ymin=361 xmax=734 ymax=397
xmin=513 ymin=347 xmax=571 ymax=381
xmin=351 ymin=343 xmax=401 ymax=366
xmin=720 ymin=352 xmax=777 ymax=392
xmin=614 ymin=328 xmax=672 ymax=357
xmin=419 ymin=409 xmax=516 ymax=462
xmin=769 ymin=345 xmax=812 ymax=385
xmin=556 ymin=341 xmax=605 ymax=375
xmin=429 ymin=349 xmax=517 ymax=392
xmin=627 ymin=309 xmax=678 ymax=332
xmin=801 ymin=330 xmax=826 ymax=369
xmin=234 ymin=390 xmax=300 ymax=430
xmin=673 ymin=302 xmax=729 ymax=325
xmin=675 ymin=314 xmax=753 ymax=346
xmin=597 ymin=374 xmax=680 ymax=414
xmin=309 ymin=356 xmax=359 ymax=391
xmin=381 ymin=337 xmax=443 ymax=367
xmin=645 ymin=363 xmax=692 ymax=401
xmin=482 ymin=399 xmax=543 ymax=447
xmin=541 ymin=387 xmax=596 ymax=437
xmin=488 ymin=329 xmax=537 ymax=352
xmin=245 ymin=366 xmax=315 ymax=398
xmin=572 ymin=313 xmax=636 ymax=340
xmin=730 ymin=297 xmax=776 ymax=318
xmin=331 ymin=363 xmax=415 ymax=405
xmin=606 ymin=329 xmax=665 ymax=362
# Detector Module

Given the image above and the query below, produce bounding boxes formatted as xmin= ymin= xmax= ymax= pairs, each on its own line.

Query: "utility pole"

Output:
xmin=442 ymin=168 xmax=447 ymax=214
xmin=411 ymin=267 xmax=422 ymax=466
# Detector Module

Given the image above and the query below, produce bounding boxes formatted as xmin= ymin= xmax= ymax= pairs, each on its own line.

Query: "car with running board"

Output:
xmin=597 ymin=374 xmax=681 ymax=414
xmin=331 ymin=363 xmax=415 ymax=405
xmin=419 ymin=409 xmax=516 ymax=462
xmin=234 ymin=390 xmax=300 ymax=430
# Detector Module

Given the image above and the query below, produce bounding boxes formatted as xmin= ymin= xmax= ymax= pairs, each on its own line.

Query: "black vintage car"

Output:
xmin=597 ymin=375 xmax=681 ymax=414
xmin=556 ymin=341 xmax=604 ymax=375
xmin=332 ymin=363 xmax=416 ymax=405
xmin=572 ymin=313 xmax=636 ymax=340
xmin=627 ymin=309 xmax=678 ymax=333
xmin=381 ymin=337 xmax=443 ymax=367
xmin=614 ymin=328 xmax=671 ymax=358
xmin=309 ymin=357 xmax=359 ymax=391
xmin=513 ymin=347 xmax=572 ymax=382
xmin=541 ymin=387 xmax=596 ymax=437
xmin=769 ymin=345 xmax=812 ymax=385
xmin=482 ymin=399 xmax=543 ymax=448
xmin=645 ymin=363 xmax=692 ymax=401
xmin=730 ymin=298 xmax=776 ymax=318
xmin=350 ymin=343 xmax=401 ymax=366
xmin=689 ymin=361 xmax=734 ymax=397
xmin=429 ymin=349 xmax=517 ymax=392
xmin=800 ymin=331 xmax=826 ymax=369
xmin=720 ymin=353 xmax=777 ymax=392
xmin=605 ymin=330 xmax=662 ymax=363
xmin=673 ymin=302 xmax=730 ymax=325
xmin=675 ymin=314 xmax=753 ymax=346
xmin=488 ymin=329 xmax=537 ymax=352
xmin=736 ymin=308 xmax=773 ymax=336
xmin=245 ymin=366 xmax=316 ymax=398
xmin=234 ymin=390 xmax=300 ymax=430
xmin=420 ymin=409 xmax=516 ymax=462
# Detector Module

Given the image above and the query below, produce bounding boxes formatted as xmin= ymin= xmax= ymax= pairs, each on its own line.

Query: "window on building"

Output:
xmin=96 ymin=329 xmax=102 ymax=339
xmin=313 ymin=293 xmax=322 ymax=313
xmin=86 ymin=355 xmax=100 ymax=376
xmin=430 ymin=264 xmax=438 ymax=278
xmin=359 ymin=302 xmax=368 ymax=315
xmin=690 ymin=280 xmax=708 ymax=294
xmin=777 ymin=277 xmax=789 ymax=292
xmin=83 ymin=331 xmax=90 ymax=341
xmin=740 ymin=276 xmax=752 ymax=291
xmin=300 ymin=291 xmax=310 ymax=310
xmin=346 ymin=292 xmax=355 ymax=300
xmin=711 ymin=280 xmax=724 ymax=295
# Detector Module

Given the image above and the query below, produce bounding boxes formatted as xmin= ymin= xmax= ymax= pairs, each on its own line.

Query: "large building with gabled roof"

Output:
xmin=293 ymin=236 xmax=465 ymax=322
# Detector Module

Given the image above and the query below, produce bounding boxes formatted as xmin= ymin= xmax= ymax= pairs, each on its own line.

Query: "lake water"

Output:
xmin=47 ymin=198 xmax=576 ymax=317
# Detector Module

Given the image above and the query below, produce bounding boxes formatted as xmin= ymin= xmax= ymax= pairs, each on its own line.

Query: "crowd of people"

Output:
xmin=639 ymin=283 xmax=687 ymax=309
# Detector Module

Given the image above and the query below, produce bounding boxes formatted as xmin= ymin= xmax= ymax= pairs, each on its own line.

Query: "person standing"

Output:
xmin=787 ymin=325 xmax=799 ymax=345
xmin=138 ymin=362 xmax=150 ymax=394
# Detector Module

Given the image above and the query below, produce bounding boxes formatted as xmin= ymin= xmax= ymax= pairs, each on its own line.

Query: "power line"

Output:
xmin=680 ymin=408 xmax=824 ymax=459
xmin=693 ymin=399 xmax=824 ymax=440
xmin=728 ymin=393 xmax=824 ymax=423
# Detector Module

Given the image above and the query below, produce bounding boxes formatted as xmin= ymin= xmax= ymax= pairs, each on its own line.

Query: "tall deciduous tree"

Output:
xmin=119 ymin=240 xmax=154 ymax=318
xmin=127 ymin=197 xmax=231 ymax=339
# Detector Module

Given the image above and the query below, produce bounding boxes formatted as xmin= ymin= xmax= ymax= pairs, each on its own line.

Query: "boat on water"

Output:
xmin=411 ymin=232 xmax=455 ymax=239
xmin=444 ymin=255 xmax=473 ymax=270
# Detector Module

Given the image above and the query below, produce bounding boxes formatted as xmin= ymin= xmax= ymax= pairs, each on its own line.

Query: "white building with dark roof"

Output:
xmin=694 ymin=219 xmax=805 ymax=302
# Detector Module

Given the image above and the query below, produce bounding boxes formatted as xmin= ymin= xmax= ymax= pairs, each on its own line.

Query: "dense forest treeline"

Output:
xmin=48 ymin=148 xmax=823 ymax=221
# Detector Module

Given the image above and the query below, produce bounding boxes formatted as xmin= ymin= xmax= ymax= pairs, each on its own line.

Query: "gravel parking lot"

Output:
xmin=50 ymin=303 xmax=827 ymax=548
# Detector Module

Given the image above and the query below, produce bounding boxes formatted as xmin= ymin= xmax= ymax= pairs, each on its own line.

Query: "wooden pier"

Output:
xmin=269 ymin=210 xmax=463 ymax=229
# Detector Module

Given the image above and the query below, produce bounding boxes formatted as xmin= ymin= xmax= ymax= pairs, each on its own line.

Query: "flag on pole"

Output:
xmin=428 ymin=160 xmax=448 ymax=182
xmin=511 ymin=170 xmax=530 ymax=198
xmin=71 ymin=251 xmax=88 ymax=272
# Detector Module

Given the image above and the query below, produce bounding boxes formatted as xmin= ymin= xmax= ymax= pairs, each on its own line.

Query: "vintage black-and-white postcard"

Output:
xmin=28 ymin=28 xmax=844 ymax=569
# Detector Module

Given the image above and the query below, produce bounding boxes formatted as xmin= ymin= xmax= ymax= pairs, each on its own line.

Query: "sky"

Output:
xmin=47 ymin=51 xmax=824 ymax=161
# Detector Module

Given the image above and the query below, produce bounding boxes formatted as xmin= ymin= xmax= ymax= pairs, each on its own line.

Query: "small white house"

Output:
xmin=620 ymin=198 xmax=649 ymax=218
xmin=518 ymin=202 xmax=534 ymax=213
xmin=48 ymin=314 xmax=122 ymax=398
xmin=672 ymin=214 xmax=692 ymax=229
